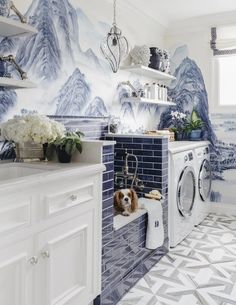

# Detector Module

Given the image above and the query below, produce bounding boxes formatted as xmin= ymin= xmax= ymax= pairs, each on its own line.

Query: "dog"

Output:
xmin=114 ymin=189 xmax=138 ymax=216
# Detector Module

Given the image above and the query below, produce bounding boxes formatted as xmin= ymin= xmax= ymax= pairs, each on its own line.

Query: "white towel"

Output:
xmin=139 ymin=198 xmax=164 ymax=250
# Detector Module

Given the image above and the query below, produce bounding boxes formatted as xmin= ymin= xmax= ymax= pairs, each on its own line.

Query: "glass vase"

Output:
xmin=15 ymin=142 xmax=44 ymax=162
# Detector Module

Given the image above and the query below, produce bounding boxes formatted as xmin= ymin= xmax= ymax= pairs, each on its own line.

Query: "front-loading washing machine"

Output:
xmin=168 ymin=144 xmax=197 ymax=248
xmin=194 ymin=143 xmax=212 ymax=226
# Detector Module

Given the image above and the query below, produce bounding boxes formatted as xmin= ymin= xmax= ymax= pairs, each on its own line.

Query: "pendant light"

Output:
xmin=100 ymin=0 xmax=129 ymax=73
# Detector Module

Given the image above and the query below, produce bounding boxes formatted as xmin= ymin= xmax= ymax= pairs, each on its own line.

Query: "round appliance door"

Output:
xmin=177 ymin=166 xmax=196 ymax=217
xmin=199 ymin=159 xmax=212 ymax=201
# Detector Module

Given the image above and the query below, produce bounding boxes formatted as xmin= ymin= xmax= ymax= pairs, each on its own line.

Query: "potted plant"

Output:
xmin=170 ymin=111 xmax=188 ymax=140
xmin=53 ymin=131 xmax=84 ymax=163
xmin=184 ymin=110 xmax=204 ymax=141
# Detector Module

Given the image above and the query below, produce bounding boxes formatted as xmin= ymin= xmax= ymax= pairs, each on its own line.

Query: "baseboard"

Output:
xmin=210 ymin=203 xmax=236 ymax=215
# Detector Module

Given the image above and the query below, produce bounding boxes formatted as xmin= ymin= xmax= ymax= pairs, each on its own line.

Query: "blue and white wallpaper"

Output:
xmin=0 ymin=0 xmax=164 ymax=158
xmin=210 ymin=113 xmax=236 ymax=204
xmin=159 ymin=45 xmax=236 ymax=205
xmin=0 ymin=0 xmax=161 ymax=130
xmin=0 ymin=0 xmax=113 ymax=120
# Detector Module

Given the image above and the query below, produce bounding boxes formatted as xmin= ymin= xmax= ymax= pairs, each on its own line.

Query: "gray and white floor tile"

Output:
xmin=118 ymin=214 xmax=236 ymax=305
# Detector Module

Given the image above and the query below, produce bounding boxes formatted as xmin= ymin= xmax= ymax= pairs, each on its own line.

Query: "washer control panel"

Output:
xmin=196 ymin=146 xmax=210 ymax=158
xmin=204 ymin=147 xmax=209 ymax=155
xmin=188 ymin=152 xmax=194 ymax=161
xmin=184 ymin=152 xmax=194 ymax=162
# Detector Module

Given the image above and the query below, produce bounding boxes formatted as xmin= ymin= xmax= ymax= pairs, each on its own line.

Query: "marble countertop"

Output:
xmin=0 ymin=161 xmax=105 ymax=189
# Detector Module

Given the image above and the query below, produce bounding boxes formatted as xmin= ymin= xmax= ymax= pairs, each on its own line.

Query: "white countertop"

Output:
xmin=0 ymin=161 xmax=105 ymax=189
xmin=168 ymin=141 xmax=210 ymax=153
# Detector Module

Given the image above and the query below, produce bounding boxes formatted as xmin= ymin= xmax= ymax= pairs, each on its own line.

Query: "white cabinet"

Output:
xmin=0 ymin=164 xmax=104 ymax=305
xmin=0 ymin=238 xmax=34 ymax=305
xmin=36 ymin=212 xmax=95 ymax=305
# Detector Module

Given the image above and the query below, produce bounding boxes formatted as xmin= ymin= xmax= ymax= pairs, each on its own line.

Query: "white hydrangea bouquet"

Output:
xmin=0 ymin=114 xmax=65 ymax=160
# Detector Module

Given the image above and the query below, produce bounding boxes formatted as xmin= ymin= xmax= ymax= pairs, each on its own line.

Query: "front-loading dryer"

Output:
xmin=194 ymin=144 xmax=212 ymax=226
xmin=168 ymin=147 xmax=197 ymax=248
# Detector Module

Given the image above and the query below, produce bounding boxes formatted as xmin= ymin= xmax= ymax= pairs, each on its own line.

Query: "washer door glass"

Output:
xmin=177 ymin=167 xmax=196 ymax=217
xmin=199 ymin=159 xmax=212 ymax=201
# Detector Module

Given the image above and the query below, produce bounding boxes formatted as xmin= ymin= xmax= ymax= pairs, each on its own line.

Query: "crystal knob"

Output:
xmin=41 ymin=251 xmax=50 ymax=259
xmin=29 ymin=256 xmax=38 ymax=265
xmin=70 ymin=195 xmax=78 ymax=201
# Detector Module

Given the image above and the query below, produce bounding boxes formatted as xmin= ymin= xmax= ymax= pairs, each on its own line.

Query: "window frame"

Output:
xmin=211 ymin=54 xmax=236 ymax=114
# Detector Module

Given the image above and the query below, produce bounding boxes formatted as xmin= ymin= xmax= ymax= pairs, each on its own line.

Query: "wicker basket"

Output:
xmin=15 ymin=142 xmax=44 ymax=161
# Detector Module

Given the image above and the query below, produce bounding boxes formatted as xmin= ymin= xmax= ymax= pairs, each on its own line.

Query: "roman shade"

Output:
xmin=211 ymin=25 xmax=236 ymax=55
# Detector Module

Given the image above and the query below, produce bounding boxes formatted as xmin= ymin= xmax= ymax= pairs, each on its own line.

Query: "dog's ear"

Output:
xmin=130 ymin=189 xmax=138 ymax=212
xmin=114 ymin=191 xmax=122 ymax=212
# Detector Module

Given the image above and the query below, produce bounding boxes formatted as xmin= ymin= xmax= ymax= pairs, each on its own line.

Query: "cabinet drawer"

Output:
xmin=0 ymin=197 xmax=31 ymax=235
xmin=44 ymin=180 xmax=95 ymax=217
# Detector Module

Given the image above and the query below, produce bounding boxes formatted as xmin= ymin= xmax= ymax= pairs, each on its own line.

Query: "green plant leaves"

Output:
xmin=191 ymin=109 xmax=200 ymax=123
xmin=53 ymin=130 xmax=83 ymax=156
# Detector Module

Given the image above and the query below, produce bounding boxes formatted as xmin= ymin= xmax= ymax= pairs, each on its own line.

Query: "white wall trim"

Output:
xmin=166 ymin=11 xmax=236 ymax=36
xmin=211 ymin=203 xmax=236 ymax=215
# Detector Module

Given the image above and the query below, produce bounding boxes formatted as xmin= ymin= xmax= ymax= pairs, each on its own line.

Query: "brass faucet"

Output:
xmin=115 ymin=149 xmax=144 ymax=190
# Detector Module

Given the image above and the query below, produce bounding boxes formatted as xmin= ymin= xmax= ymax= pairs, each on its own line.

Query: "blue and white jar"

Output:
xmin=0 ymin=0 xmax=10 ymax=17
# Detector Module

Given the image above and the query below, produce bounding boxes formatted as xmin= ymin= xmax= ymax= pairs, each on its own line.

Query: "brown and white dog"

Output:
xmin=114 ymin=189 xmax=138 ymax=216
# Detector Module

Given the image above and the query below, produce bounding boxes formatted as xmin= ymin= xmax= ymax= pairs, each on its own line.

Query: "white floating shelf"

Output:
xmin=120 ymin=64 xmax=176 ymax=81
xmin=0 ymin=77 xmax=36 ymax=89
xmin=124 ymin=97 xmax=176 ymax=106
xmin=0 ymin=16 xmax=37 ymax=37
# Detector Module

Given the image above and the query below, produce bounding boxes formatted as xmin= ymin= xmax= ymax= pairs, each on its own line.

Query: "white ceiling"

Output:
xmin=125 ymin=0 xmax=236 ymax=26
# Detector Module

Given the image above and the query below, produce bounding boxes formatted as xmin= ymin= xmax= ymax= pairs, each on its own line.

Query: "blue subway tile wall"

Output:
xmin=95 ymin=135 xmax=169 ymax=305
xmin=102 ymin=145 xmax=115 ymax=247
xmin=49 ymin=119 xmax=169 ymax=305
xmin=108 ymin=136 xmax=169 ymax=200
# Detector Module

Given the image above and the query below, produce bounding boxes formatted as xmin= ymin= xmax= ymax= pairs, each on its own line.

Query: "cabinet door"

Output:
xmin=0 ymin=238 xmax=34 ymax=305
xmin=36 ymin=210 xmax=96 ymax=305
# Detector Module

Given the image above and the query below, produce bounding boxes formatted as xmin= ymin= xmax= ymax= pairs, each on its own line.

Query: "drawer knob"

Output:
xmin=70 ymin=194 xmax=78 ymax=201
xmin=29 ymin=256 xmax=38 ymax=265
xmin=41 ymin=251 xmax=50 ymax=259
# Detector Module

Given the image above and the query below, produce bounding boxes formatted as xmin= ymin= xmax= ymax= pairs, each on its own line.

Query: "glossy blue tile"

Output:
xmin=103 ymin=154 xmax=114 ymax=163
xmin=104 ymin=162 xmax=114 ymax=172
xmin=142 ymin=156 xmax=162 ymax=163
xmin=103 ymin=145 xmax=114 ymax=154
xmin=114 ymin=137 xmax=133 ymax=143
xmin=153 ymin=138 xmax=163 ymax=144
xmin=133 ymin=138 xmax=153 ymax=144
xmin=103 ymin=180 xmax=114 ymax=191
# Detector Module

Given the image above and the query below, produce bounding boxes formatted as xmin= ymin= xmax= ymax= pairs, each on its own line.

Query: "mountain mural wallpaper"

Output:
xmin=159 ymin=45 xmax=236 ymax=205
xmin=0 ymin=0 xmax=113 ymax=120
xmin=0 ymin=0 xmax=162 ymax=128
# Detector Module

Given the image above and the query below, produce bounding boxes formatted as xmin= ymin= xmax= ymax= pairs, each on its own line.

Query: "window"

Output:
xmin=211 ymin=26 xmax=236 ymax=112
xmin=218 ymin=55 xmax=236 ymax=107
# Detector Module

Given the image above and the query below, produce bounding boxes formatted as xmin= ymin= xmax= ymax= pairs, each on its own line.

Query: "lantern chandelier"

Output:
xmin=100 ymin=0 xmax=129 ymax=73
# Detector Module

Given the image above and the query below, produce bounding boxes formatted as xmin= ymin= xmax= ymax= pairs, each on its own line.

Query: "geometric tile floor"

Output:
xmin=118 ymin=214 xmax=236 ymax=305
